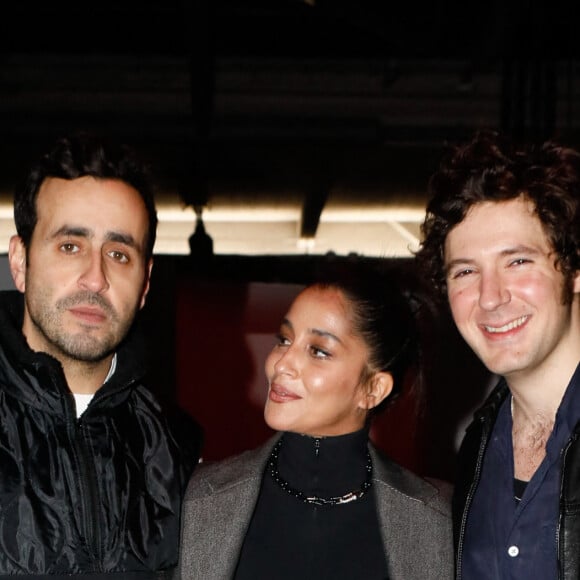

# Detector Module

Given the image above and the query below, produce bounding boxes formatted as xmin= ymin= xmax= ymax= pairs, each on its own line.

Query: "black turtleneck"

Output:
xmin=234 ymin=429 xmax=389 ymax=580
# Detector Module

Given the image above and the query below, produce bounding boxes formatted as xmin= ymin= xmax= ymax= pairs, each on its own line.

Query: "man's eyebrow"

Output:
xmin=52 ymin=225 xmax=90 ymax=239
xmin=500 ymin=244 xmax=543 ymax=257
xmin=52 ymin=226 xmax=140 ymax=250
xmin=445 ymin=244 xmax=544 ymax=272
xmin=106 ymin=231 xmax=139 ymax=249
xmin=445 ymin=257 xmax=472 ymax=272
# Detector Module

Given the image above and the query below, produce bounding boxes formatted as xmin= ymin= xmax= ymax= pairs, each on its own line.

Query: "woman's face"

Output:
xmin=264 ymin=285 xmax=380 ymax=437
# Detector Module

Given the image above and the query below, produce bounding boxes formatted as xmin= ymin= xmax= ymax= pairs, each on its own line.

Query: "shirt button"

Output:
xmin=508 ymin=546 xmax=519 ymax=557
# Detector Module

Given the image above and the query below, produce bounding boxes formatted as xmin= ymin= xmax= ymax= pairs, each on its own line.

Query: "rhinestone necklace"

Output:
xmin=267 ymin=438 xmax=373 ymax=507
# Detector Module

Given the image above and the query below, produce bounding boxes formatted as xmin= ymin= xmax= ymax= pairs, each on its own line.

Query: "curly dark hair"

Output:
xmin=14 ymin=132 xmax=158 ymax=261
xmin=415 ymin=130 xmax=580 ymax=301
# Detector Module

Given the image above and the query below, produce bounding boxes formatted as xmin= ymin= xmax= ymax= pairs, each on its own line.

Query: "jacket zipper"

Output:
xmin=65 ymin=391 xmax=103 ymax=571
xmin=456 ymin=415 xmax=491 ymax=580
xmin=557 ymin=433 xmax=578 ymax=580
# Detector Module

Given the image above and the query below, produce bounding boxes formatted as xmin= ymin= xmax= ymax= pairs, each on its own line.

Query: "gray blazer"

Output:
xmin=175 ymin=435 xmax=453 ymax=580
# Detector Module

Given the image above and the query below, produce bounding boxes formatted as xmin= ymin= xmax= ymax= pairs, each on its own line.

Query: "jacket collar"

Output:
xmin=472 ymin=378 xmax=509 ymax=423
xmin=0 ymin=290 xmax=146 ymax=412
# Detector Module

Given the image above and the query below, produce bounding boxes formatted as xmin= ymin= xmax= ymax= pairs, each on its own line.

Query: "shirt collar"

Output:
xmin=103 ymin=353 xmax=117 ymax=385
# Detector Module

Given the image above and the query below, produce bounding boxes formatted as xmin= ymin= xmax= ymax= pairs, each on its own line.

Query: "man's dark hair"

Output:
xmin=416 ymin=130 xmax=580 ymax=300
xmin=14 ymin=132 xmax=158 ymax=261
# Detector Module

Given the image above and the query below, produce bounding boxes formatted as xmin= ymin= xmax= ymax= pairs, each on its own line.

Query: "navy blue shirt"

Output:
xmin=462 ymin=363 xmax=580 ymax=580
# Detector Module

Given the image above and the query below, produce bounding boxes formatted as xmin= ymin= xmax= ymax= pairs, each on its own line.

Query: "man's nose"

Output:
xmin=78 ymin=253 xmax=110 ymax=294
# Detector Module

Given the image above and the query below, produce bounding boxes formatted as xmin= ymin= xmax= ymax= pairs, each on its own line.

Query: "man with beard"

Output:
xmin=0 ymin=133 xmax=201 ymax=578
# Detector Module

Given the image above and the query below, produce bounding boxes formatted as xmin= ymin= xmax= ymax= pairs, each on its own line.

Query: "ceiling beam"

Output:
xmin=300 ymin=177 xmax=331 ymax=239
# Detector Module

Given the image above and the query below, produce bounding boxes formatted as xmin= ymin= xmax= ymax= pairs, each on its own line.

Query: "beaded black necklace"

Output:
xmin=267 ymin=437 xmax=373 ymax=507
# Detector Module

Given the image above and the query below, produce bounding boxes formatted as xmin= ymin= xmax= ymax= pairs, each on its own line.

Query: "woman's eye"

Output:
xmin=310 ymin=346 xmax=330 ymax=359
xmin=275 ymin=334 xmax=291 ymax=347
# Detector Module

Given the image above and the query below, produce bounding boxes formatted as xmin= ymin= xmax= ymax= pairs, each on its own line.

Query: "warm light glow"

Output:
xmin=296 ymin=237 xmax=316 ymax=252
xmin=0 ymin=198 xmax=426 ymax=257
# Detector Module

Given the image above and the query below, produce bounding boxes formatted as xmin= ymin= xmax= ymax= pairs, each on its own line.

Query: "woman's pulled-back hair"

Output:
xmin=312 ymin=258 xmax=420 ymax=416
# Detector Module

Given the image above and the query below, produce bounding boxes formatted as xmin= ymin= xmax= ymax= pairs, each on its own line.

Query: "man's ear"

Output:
xmin=139 ymin=258 xmax=153 ymax=310
xmin=359 ymin=372 xmax=394 ymax=411
xmin=574 ymin=269 xmax=580 ymax=294
xmin=8 ymin=235 xmax=27 ymax=293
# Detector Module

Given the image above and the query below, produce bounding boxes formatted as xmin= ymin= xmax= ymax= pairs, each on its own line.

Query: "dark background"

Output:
xmin=2 ymin=0 xmax=578 ymax=480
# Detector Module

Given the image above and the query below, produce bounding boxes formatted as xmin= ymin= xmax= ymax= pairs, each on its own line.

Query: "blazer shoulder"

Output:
xmin=184 ymin=436 xmax=278 ymax=500
xmin=370 ymin=445 xmax=452 ymax=518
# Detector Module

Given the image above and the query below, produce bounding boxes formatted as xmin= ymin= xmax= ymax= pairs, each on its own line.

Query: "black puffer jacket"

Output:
xmin=453 ymin=379 xmax=580 ymax=580
xmin=0 ymin=291 xmax=200 ymax=579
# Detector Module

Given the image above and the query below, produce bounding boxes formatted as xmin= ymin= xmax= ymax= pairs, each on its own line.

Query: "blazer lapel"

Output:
xmin=190 ymin=436 xmax=280 ymax=578
xmin=371 ymin=446 xmax=443 ymax=580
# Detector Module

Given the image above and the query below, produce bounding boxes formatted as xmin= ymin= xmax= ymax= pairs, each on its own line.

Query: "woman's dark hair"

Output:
xmin=14 ymin=132 xmax=158 ymax=261
xmin=416 ymin=130 xmax=580 ymax=301
xmin=311 ymin=258 xmax=420 ymax=416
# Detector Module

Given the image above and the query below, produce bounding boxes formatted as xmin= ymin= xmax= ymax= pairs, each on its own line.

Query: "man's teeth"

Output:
xmin=485 ymin=316 xmax=528 ymax=333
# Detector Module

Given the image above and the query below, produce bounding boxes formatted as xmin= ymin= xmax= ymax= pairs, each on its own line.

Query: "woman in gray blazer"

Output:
xmin=176 ymin=262 xmax=453 ymax=579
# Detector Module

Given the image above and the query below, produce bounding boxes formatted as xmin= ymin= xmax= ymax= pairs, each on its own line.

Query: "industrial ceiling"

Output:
xmin=0 ymin=0 xmax=578 ymax=257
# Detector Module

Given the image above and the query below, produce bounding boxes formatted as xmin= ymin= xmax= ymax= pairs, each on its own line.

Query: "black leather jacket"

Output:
xmin=453 ymin=379 xmax=580 ymax=580
xmin=0 ymin=291 xmax=201 ymax=579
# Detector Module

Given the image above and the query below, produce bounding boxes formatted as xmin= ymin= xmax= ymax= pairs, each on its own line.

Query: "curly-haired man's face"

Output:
xmin=444 ymin=197 xmax=580 ymax=387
